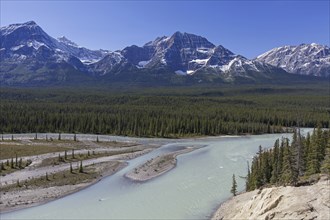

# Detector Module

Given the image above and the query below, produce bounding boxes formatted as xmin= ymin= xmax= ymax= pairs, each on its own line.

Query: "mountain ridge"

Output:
xmin=1 ymin=21 xmax=329 ymax=86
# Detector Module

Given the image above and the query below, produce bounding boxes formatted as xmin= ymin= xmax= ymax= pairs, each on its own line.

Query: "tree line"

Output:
xmin=246 ymin=127 xmax=330 ymax=191
xmin=1 ymin=86 xmax=328 ymax=137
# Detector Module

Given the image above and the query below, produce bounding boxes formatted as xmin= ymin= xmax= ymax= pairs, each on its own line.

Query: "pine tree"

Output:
xmin=1 ymin=162 xmax=5 ymax=171
xmin=230 ymin=174 xmax=238 ymax=196
xmin=321 ymin=138 xmax=330 ymax=175
xmin=280 ymin=138 xmax=297 ymax=185
xmin=15 ymin=154 xmax=18 ymax=167
xmin=291 ymin=129 xmax=305 ymax=176
xmin=79 ymin=161 xmax=83 ymax=173
xmin=270 ymin=139 xmax=280 ymax=184
xmin=18 ymin=158 xmax=23 ymax=169
xmin=70 ymin=163 xmax=73 ymax=173
xmin=306 ymin=132 xmax=320 ymax=175
xmin=11 ymin=158 xmax=14 ymax=168
xmin=246 ymin=161 xmax=251 ymax=191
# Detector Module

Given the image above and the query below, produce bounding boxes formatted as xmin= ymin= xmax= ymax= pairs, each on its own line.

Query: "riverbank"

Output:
xmin=125 ymin=147 xmax=197 ymax=182
xmin=0 ymin=161 xmax=127 ymax=213
xmin=212 ymin=175 xmax=330 ymax=220
xmin=0 ymin=139 xmax=158 ymax=213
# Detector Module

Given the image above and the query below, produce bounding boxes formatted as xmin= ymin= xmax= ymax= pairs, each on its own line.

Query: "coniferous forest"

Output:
xmin=246 ymin=127 xmax=330 ymax=191
xmin=0 ymin=83 xmax=329 ymax=137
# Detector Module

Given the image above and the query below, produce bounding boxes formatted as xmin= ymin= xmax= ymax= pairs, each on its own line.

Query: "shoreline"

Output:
xmin=0 ymin=161 xmax=127 ymax=214
xmin=0 ymin=140 xmax=158 ymax=214
xmin=125 ymin=147 xmax=197 ymax=182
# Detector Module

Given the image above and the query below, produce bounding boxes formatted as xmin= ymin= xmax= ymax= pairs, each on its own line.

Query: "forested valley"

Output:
xmin=1 ymin=83 xmax=329 ymax=138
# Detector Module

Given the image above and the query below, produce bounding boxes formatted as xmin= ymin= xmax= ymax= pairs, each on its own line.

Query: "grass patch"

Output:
xmin=0 ymin=142 xmax=71 ymax=160
xmin=0 ymin=161 xmax=121 ymax=192
xmin=38 ymin=148 xmax=143 ymax=167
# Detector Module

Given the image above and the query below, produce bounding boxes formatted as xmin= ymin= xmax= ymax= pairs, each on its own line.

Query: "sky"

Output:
xmin=1 ymin=0 xmax=329 ymax=58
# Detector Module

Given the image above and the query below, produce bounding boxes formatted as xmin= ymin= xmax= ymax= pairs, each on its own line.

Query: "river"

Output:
xmin=1 ymin=129 xmax=312 ymax=219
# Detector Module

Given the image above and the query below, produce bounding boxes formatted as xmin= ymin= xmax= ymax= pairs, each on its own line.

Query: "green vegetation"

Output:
xmin=0 ymin=141 xmax=71 ymax=160
xmin=1 ymin=83 xmax=328 ymax=137
xmin=230 ymin=174 xmax=237 ymax=196
xmin=0 ymin=156 xmax=32 ymax=175
xmin=246 ymin=127 xmax=330 ymax=191
xmin=38 ymin=147 xmax=141 ymax=167
xmin=0 ymin=161 xmax=121 ymax=192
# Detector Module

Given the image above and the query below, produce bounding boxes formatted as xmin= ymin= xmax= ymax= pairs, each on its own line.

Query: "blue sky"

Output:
xmin=1 ymin=0 xmax=329 ymax=58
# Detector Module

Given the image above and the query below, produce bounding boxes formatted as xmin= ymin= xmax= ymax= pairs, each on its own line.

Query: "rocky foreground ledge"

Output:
xmin=212 ymin=176 xmax=330 ymax=220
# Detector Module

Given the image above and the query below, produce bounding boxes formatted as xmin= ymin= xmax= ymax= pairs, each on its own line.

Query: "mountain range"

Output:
xmin=1 ymin=21 xmax=329 ymax=86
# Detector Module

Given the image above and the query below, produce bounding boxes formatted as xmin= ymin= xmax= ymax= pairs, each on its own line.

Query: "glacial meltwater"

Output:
xmin=1 ymin=129 xmax=312 ymax=219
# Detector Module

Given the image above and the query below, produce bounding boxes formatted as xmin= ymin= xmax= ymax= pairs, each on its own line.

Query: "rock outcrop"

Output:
xmin=212 ymin=176 xmax=330 ymax=220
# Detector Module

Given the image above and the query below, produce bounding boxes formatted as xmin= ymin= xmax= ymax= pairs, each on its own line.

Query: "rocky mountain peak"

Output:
xmin=168 ymin=31 xmax=215 ymax=49
xmin=57 ymin=36 xmax=79 ymax=47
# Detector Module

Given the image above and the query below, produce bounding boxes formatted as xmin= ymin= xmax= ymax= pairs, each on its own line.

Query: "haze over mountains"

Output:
xmin=1 ymin=21 xmax=329 ymax=85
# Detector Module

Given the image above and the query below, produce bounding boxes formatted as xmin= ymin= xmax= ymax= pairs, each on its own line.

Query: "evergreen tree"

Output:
xmin=79 ymin=161 xmax=84 ymax=173
xmin=70 ymin=163 xmax=73 ymax=173
xmin=270 ymin=139 xmax=280 ymax=184
xmin=230 ymin=174 xmax=238 ymax=196
xmin=10 ymin=157 xmax=14 ymax=169
xmin=306 ymin=131 xmax=320 ymax=175
xmin=64 ymin=150 xmax=67 ymax=160
xmin=246 ymin=161 xmax=251 ymax=191
xmin=321 ymin=138 xmax=330 ymax=175
xmin=280 ymin=138 xmax=297 ymax=185
xmin=18 ymin=158 xmax=23 ymax=169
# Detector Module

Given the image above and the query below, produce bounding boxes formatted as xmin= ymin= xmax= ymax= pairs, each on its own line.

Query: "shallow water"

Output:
xmin=1 ymin=129 xmax=312 ymax=219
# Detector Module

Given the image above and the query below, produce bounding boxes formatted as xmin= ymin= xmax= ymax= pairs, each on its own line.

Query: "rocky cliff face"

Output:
xmin=255 ymin=43 xmax=330 ymax=77
xmin=212 ymin=176 xmax=330 ymax=220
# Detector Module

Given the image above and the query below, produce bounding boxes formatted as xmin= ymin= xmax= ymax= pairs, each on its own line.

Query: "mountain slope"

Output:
xmin=94 ymin=31 xmax=287 ymax=82
xmin=0 ymin=21 xmax=328 ymax=86
xmin=255 ymin=43 xmax=330 ymax=77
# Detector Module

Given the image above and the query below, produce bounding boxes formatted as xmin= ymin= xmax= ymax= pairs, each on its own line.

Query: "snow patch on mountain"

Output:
xmin=256 ymin=43 xmax=330 ymax=77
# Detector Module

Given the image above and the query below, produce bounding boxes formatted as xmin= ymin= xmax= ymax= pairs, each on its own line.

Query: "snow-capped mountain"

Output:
xmin=0 ymin=21 xmax=109 ymax=65
xmin=110 ymin=31 xmax=281 ymax=80
xmin=255 ymin=43 xmax=330 ymax=77
xmin=0 ymin=21 xmax=328 ymax=85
